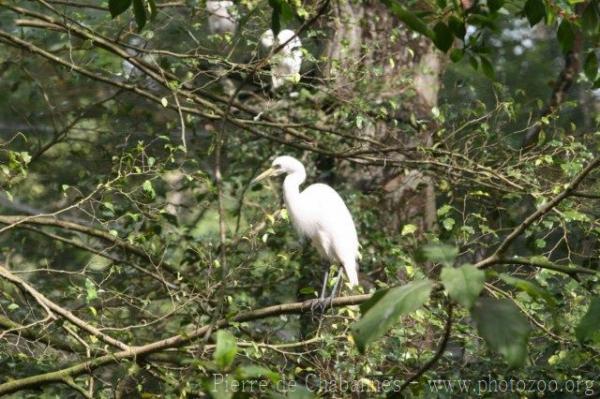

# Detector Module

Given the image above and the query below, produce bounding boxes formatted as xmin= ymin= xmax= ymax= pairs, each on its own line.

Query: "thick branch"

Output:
xmin=496 ymin=256 xmax=598 ymax=277
xmin=0 ymin=294 xmax=371 ymax=395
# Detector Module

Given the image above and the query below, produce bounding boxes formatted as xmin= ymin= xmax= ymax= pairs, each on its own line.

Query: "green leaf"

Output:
xmin=450 ymin=48 xmax=464 ymax=62
xmin=488 ymin=0 xmax=503 ymax=13
xmin=480 ymin=55 xmax=495 ymax=79
xmin=214 ymin=330 xmax=238 ymax=370
xmin=471 ymin=298 xmax=531 ymax=368
xmin=381 ymin=0 xmax=434 ymax=38
xmin=557 ymin=19 xmax=576 ymax=53
xmin=351 ymin=279 xmax=433 ymax=353
xmin=142 ymin=179 xmax=155 ymax=199
xmin=468 ymin=55 xmax=479 ymax=70
xmin=401 ymin=224 xmax=417 ymax=235
xmin=269 ymin=0 xmax=282 ymax=35
xmin=147 ymin=0 xmax=157 ymax=21
xmin=523 ymin=0 xmax=545 ymax=26
xmin=109 ymin=0 xmax=132 ymax=17
xmin=498 ymin=274 xmax=556 ymax=307
xmin=417 ymin=243 xmax=458 ymax=266
xmin=235 ymin=365 xmax=280 ymax=383
xmin=584 ymin=51 xmax=598 ymax=81
xmin=280 ymin=1 xmax=296 ymax=23
xmin=440 ymin=264 xmax=485 ymax=309
xmin=433 ymin=22 xmax=453 ymax=52
xmin=575 ymin=297 xmax=600 ymax=343
xmin=448 ymin=16 xmax=466 ymax=39
xmin=442 ymin=217 xmax=455 ymax=231
xmin=85 ymin=278 xmax=97 ymax=302
xmin=358 ymin=288 xmax=389 ymax=314
xmin=132 ymin=0 xmax=147 ymax=30
xmin=582 ymin=2 xmax=599 ymax=33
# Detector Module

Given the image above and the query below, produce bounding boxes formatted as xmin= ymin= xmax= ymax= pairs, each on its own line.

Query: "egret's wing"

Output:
xmin=300 ymin=183 xmax=359 ymax=252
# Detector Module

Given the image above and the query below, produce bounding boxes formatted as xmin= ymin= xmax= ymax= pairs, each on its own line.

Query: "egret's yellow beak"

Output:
xmin=251 ymin=167 xmax=277 ymax=184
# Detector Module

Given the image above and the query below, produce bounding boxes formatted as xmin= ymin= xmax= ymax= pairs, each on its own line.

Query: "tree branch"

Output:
xmin=391 ymin=301 xmax=453 ymax=397
xmin=0 ymin=294 xmax=371 ymax=395
xmin=521 ymin=8 xmax=584 ymax=150
xmin=476 ymin=156 xmax=600 ymax=268
xmin=0 ymin=215 xmax=179 ymax=276
xmin=0 ymin=263 xmax=131 ymax=351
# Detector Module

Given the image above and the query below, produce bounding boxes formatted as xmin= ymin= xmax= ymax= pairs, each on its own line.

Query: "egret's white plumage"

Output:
xmin=260 ymin=29 xmax=303 ymax=89
xmin=254 ymin=156 xmax=359 ymax=287
xmin=206 ymin=0 xmax=238 ymax=35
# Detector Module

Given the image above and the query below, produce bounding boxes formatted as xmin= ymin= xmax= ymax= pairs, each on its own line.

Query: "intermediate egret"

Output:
xmin=206 ymin=0 xmax=238 ymax=35
xmin=253 ymin=156 xmax=360 ymax=302
xmin=259 ymin=29 xmax=303 ymax=89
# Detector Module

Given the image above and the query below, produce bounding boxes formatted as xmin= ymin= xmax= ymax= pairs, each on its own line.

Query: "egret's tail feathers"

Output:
xmin=343 ymin=260 xmax=359 ymax=288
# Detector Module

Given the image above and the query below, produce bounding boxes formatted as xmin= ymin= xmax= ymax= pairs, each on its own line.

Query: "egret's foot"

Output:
xmin=310 ymin=298 xmax=327 ymax=314
xmin=309 ymin=297 xmax=334 ymax=315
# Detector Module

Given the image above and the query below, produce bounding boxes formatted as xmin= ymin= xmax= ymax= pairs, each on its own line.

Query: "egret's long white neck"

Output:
xmin=282 ymin=169 xmax=306 ymax=212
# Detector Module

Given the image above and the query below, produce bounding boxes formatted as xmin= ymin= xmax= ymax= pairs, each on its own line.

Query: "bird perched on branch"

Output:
xmin=206 ymin=0 xmax=238 ymax=36
xmin=260 ymin=29 xmax=303 ymax=90
xmin=253 ymin=156 xmax=360 ymax=302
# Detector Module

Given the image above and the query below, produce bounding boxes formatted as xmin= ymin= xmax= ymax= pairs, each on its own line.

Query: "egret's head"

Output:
xmin=260 ymin=29 xmax=275 ymax=49
xmin=206 ymin=0 xmax=234 ymax=12
xmin=252 ymin=156 xmax=305 ymax=183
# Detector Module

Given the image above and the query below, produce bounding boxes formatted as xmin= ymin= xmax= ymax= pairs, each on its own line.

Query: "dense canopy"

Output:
xmin=1 ymin=0 xmax=600 ymax=397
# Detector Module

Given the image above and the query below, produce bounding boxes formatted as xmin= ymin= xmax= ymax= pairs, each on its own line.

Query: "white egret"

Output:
xmin=206 ymin=0 xmax=238 ymax=35
xmin=253 ymin=156 xmax=360 ymax=302
xmin=259 ymin=29 xmax=303 ymax=89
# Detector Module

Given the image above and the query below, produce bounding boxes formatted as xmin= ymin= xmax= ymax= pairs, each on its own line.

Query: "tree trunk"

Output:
xmin=326 ymin=0 xmax=443 ymax=243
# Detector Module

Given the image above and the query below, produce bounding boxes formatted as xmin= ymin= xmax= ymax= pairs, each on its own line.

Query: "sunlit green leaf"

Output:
xmin=441 ymin=264 xmax=485 ymax=309
xmin=85 ymin=278 xmax=97 ymax=302
xmin=417 ymin=243 xmax=458 ymax=266
xmin=499 ymin=274 xmax=556 ymax=307
xmin=214 ymin=330 xmax=238 ymax=370
xmin=351 ymin=279 xmax=433 ymax=353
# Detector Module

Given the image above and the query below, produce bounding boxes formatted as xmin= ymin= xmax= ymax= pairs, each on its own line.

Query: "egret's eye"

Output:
xmin=273 ymin=164 xmax=282 ymax=170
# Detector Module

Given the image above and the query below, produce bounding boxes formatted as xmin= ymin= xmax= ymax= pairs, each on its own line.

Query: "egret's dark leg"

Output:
xmin=311 ymin=263 xmax=331 ymax=314
xmin=324 ymin=268 xmax=343 ymax=310
xmin=331 ymin=269 xmax=343 ymax=298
